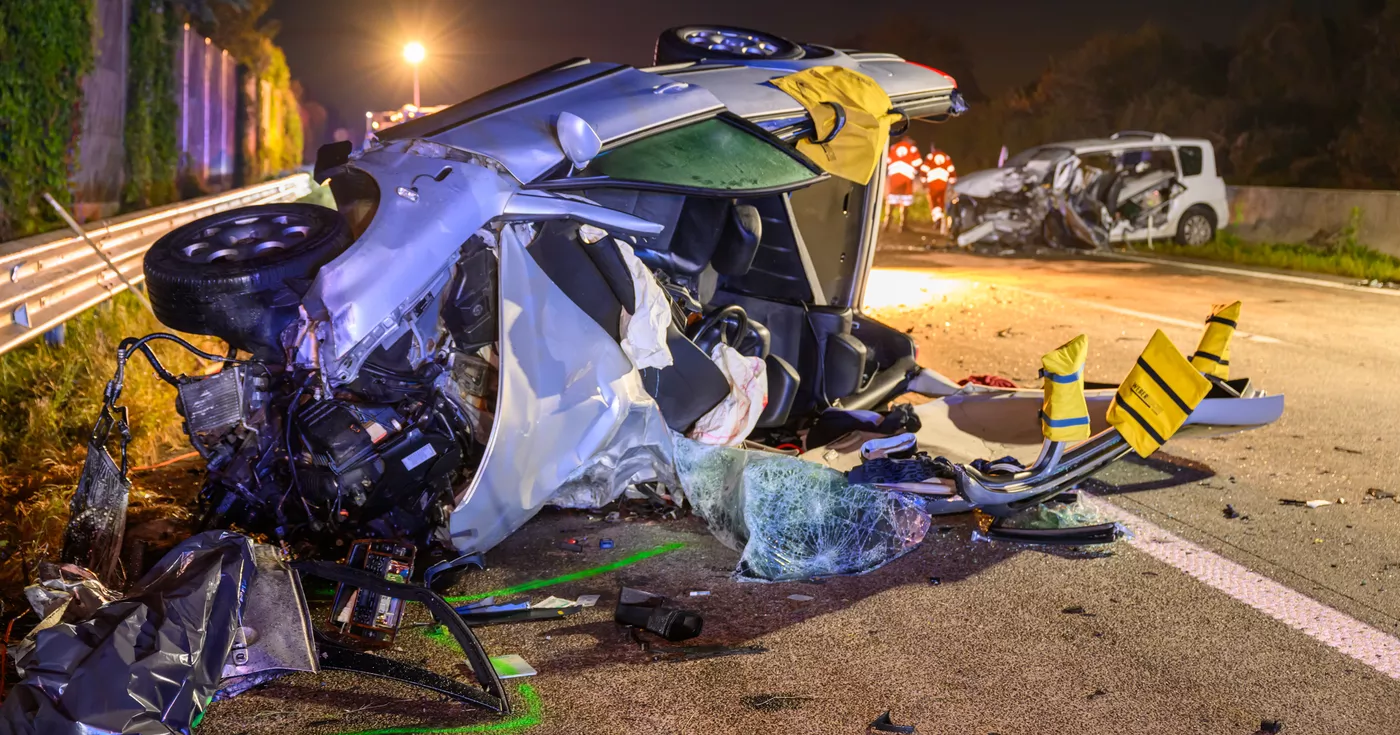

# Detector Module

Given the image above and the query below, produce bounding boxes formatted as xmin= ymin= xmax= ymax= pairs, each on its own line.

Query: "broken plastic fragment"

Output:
xmin=490 ymin=654 xmax=537 ymax=679
xmin=868 ymin=710 xmax=917 ymax=734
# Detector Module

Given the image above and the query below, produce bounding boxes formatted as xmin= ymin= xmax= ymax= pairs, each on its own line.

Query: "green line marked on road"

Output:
xmin=334 ymin=683 xmax=543 ymax=735
xmin=443 ymin=542 xmax=685 ymax=604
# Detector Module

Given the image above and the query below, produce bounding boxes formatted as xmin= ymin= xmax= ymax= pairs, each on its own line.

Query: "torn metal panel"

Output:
xmin=0 ymin=531 xmax=256 ymax=735
xmin=447 ymin=224 xmax=676 ymax=554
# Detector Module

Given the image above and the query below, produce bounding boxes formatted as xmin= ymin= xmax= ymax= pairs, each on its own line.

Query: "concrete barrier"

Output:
xmin=1226 ymin=185 xmax=1400 ymax=258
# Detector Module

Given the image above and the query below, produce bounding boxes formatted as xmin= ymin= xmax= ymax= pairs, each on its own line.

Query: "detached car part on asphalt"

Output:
xmin=950 ymin=132 xmax=1229 ymax=249
xmin=1 ymin=532 xmax=509 ymax=734
xmin=64 ymin=26 xmax=1281 ymax=589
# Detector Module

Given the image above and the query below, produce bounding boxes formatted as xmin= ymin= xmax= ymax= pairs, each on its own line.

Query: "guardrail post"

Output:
xmin=44 ymin=323 xmax=66 ymax=347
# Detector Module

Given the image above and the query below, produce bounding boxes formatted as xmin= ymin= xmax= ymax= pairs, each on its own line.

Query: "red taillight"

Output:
xmin=911 ymin=61 xmax=957 ymax=88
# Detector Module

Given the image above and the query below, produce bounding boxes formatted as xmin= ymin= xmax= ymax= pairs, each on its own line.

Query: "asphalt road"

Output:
xmin=198 ymin=245 xmax=1400 ymax=735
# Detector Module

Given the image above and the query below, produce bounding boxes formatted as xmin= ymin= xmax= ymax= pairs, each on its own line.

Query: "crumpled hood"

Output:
xmin=953 ymin=166 xmax=1027 ymax=199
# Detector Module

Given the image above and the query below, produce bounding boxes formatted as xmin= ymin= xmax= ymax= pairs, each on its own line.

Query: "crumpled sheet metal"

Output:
xmin=0 ymin=531 xmax=255 ymax=735
xmin=673 ymin=437 xmax=930 ymax=582
xmin=448 ymin=224 xmax=676 ymax=551
xmin=9 ymin=566 xmax=120 ymax=677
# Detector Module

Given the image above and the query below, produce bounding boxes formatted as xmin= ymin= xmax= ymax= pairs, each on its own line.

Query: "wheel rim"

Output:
xmin=681 ymin=28 xmax=783 ymax=57
xmin=175 ymin=210 xmax=320 ymax=264
xmin=1183 ymin=215 xmax=1212 ymax=245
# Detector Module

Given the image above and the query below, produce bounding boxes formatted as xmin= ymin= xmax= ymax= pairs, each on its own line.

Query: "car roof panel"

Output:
xmin=385 ymin=64 xmax=725 ymax=183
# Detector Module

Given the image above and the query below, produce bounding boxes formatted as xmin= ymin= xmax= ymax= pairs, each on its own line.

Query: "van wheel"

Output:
xmin=1176 ymin=206 xmax=1216 ymax=246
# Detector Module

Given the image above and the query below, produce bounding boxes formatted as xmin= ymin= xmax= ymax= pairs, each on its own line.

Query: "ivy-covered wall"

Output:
xmin=240 ymin=36 xmax=303 ymax=182
xmin=123 ymin=0 xmax=179 ymax=209
xmin=0 ymin=0 xmax=97 ymax=241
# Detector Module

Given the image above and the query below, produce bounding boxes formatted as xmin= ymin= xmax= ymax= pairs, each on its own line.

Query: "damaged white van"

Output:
xmin=951 ymin=132 xmax=1229 ymax=249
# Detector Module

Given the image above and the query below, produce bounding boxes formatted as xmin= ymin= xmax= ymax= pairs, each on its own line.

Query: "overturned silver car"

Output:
xmin=68 ymin=28 xmax=1279 ymax=584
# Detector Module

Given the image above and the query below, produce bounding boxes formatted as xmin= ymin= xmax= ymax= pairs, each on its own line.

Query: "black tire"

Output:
xmin=144 ymin=203 xmax=351 ymax=356
xmin=1175 ymin=205 xmax=1217 ymax=246
xmin=655 ymin=25 xmax=804 ymax=65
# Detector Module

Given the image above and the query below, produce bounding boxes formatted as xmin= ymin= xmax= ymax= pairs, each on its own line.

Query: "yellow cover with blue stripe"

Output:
xmin=1190 ymin=301 xmax=1241 ymax=379
xmin=769 ymin=66 xmax=902 ymax=185
xmin=1040 ymin=334 xmax=1091 ymax=442
xmin=1108 ymin=330 xmax=1212 ymax=457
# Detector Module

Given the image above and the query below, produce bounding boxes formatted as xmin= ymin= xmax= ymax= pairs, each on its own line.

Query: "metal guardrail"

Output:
xmin=0 ymin=173 xmax=313 ymax=356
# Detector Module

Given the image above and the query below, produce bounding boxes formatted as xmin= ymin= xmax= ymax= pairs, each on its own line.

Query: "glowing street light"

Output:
xmin=403 ymin=41 xmax=425 ymax=108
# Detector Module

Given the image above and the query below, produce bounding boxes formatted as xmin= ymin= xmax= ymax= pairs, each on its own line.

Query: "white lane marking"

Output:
xmin=998 ymin=284 xmax=1284 ymax=344
xmin=1085 ymin=495 xmax=1400 ymax=680
xmin=1100 ymin=252 xmax=1400 ymax=298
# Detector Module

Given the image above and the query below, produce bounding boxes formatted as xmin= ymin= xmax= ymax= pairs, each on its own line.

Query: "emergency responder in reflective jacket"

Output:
xmin=883 ymin=136 xmax=920 ymax=232
xmin=920 ymin=147 xmax=956 ymax=234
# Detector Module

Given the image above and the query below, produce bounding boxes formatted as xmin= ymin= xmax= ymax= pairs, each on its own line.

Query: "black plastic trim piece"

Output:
xmin=292 ymin=560 xmax=510 ymax=715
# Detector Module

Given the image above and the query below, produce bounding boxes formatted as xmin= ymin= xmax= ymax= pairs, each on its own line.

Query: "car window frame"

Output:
xmin=1176 ymin=145 xmax=1205 ymax=177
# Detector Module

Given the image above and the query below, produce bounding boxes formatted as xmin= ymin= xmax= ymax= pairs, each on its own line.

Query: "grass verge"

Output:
xmin=1135 ymin=232 xmax=1400 ymax=283
xmin=0 ymin=291 xmax=220 ymax=593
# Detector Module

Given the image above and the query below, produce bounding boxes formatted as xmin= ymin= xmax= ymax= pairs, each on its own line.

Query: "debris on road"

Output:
xmin=956 ymin=373 xmax=1019 ymax=388
xmin=1222 ymin=504 xmax=1247 ymax=520
xmin=1334 ymin=446 xmax=1364 ymax=455
xmin=1256 ymin=719 xmax=1285 ymax=734
xmin=642 ymin=639 xmax=768 ymax=663
xmin=1365 ymin=488 xmax=1397 ymax=501
xmin=457 ymin=605 xmax=581 ymax=627
xmin=615 ymin=587 xmax=703 ymax=642
xmin=742 ymin=694 xmax=814 ymax=712
xmin=787 ymin=594 xmax=815 ymax=602
xmin=689 ymin=590 xmax=712 ymax=597
xmin=868 ymin=710 xmax=918 ymax=734
xmin=676 ymin=437 xmax=931 ymax=581
xmin=1277 ymin=498 xmax=1333 ymax=508
xmin=490 ymin=654 xmax=538 ymax=679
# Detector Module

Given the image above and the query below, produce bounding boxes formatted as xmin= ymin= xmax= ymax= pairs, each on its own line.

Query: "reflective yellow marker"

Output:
xmin=1108 ymin=330 xmax=1211 ymax=457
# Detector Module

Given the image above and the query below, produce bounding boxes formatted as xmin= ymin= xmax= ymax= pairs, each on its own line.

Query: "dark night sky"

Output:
xmin=267 ymin=0 xmax=1271 ymax=132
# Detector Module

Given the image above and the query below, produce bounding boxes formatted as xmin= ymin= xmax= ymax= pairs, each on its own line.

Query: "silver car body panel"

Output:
xmin=397 ymin=64 xmax=727 ymax=184
xmin=305 ymin=142 xmax=518 ymax=379
xmin=446 ymin=224 xmax=675 ymax=555
xmin=658 ymin=47 xmax=959 ymax=122
xmin=498 ymin=190 xmax=665 ymax=236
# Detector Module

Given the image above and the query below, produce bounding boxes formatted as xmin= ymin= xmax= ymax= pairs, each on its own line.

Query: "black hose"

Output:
xmin=119 ymin=332 xmax=256 ymax=365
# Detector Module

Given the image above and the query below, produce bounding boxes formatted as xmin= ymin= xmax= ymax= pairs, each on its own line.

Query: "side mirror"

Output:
xmin=555 ymin=112 xmax=601 ymax=169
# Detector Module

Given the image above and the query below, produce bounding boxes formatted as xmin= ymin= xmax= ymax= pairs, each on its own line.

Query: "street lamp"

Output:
xmin=403 ymin=41 xmax=425 ymax=108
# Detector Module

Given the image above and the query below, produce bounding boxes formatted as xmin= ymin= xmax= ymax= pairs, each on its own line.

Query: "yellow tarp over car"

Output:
xmin=1108 ymin=330 xmax=1211 ymax=457
xmin=1040 ymin=334 xmax=1092 ymax=442
xmin=769 ymin=66 xmax=902 ymax=185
